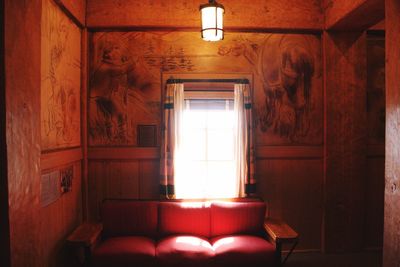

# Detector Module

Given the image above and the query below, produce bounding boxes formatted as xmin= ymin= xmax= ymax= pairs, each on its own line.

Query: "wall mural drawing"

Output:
xmin=89 ymin=32 xmax=322 ymax=146
xmin=89 ymin=34 xmax=160 ymax=146
xmin=41 ymin=0 xmax=81 ymax=151
xmin=259 ymin=36 xmax=316 ymax=142
xmin=217 ymin=35 xmax=322 ymax=144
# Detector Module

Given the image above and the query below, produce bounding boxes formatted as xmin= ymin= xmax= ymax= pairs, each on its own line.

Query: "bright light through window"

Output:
xmin=175 ymin=99 xmax=237 ymax=199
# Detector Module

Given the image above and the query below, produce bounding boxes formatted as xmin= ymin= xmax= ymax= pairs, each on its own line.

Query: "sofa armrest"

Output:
xmin=264 ymin=218 xmax=298 ymax=244
xmin=67 ymin=222 xmax=103 ymax=265
xmin=263 ymin=218 xmax=298 ymax=266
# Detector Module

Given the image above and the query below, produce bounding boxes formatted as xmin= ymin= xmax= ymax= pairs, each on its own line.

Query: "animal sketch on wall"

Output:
xmin=90 ymin=40 xmax=134 ymax=144
xmin=89 ymin=34 xmax=160 ymax=146
xmin=41 ymin=0 xmax=81 ymax=151
xmin=258 ymin=36 xmax=316 ymax=142
xmin=217 ymin=34 xmax=322 ymax=144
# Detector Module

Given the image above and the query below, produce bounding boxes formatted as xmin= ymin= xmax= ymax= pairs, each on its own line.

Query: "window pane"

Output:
xmin=207 ymin=129 xmax=234 ymax=161
xmin=206 ymin=161 xmax=236 ymax=198
xmin=182 ymin=129 xmax=206 ymax=160
xmin=207 ymin=110 xmax=234 ymax=129
xmin=176 ymin=97 xmax=237 ymax=199
xmin=183 ymin=110 xmax=206 ymax=129
xmin=175 ymin=161 xmax=207 ymax=199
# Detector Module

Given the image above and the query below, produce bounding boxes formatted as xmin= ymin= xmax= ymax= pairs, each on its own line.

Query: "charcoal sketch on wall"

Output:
xmin=258 ymin=36 xmax=317 ymax=143
xmin=89 ymin=34 xmax=158 ymax=146
xmin=217 ymin=34 xmax=322 ymax=145
xmin=89 ymin=32 xmax=322 ymax=146
xmin=41 ymin=0 xmax=81 ymax=151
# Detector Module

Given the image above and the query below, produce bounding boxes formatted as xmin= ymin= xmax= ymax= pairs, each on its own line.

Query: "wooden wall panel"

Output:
xmin=6 ymin=0 xmax=84 ymax=266
xmin=88 ymin=161 xmax=140 ymax=221
xmin=367 ymin=34 xmax=385 ymax=145
xmin=0 ymin=0 xmax=11 ymax=264
xmin=256 ymin=158 xmax=323 ymax=251
xmin=87 ymin=159 xmax=160 ymax=218
xmin=86 ymin=0 xmax=323 ymax=30
xmin=363 ymin=33 xmax=385 ymax=250
xmin=365 ymin=157 xmax=384 ymax=249
xmin=324 ymin=0 xmax=384 ymax=30
xmin=81 ymin=28 xmax=89 ymax=220
xmin=39 ymin=161 xmax=82 ymax=267
xmin=5 ymin=0 xmax=42 ymax=266
xmin=383 ymin=0 xmax=400 ymax=266
xmin=139 ymin=160 xmax=160 ymax=199
xmin=39 ymin=1 xmax=84 ymax=266
xmin=55 ymin=0 xmax=86 ymax=26
xmin=324 ymin=32 xmax=367 ymax=252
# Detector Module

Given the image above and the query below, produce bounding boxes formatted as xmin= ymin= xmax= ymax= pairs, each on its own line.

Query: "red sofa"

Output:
xmin=91 ymin=199 xmax=277 ymax=267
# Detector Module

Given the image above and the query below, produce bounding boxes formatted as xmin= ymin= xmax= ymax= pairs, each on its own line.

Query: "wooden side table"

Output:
xmin=264 ymin=218 xmax=299 ymax=267
xmin=67 ymin=222 xmax=103 ymax=266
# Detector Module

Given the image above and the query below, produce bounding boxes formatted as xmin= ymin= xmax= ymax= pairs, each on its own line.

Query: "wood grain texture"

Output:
xmin=86 ymin=0 xmax=323 ymax=30
xmin=383 ymin=0 xmax=400 ymax=266
xmin=324 ymin=0 xmax=384 ymax=30
xmin=256 ymin=159 xmax=323 ymax=250
xmin=324 ymin=32 xmax=367 ymax=252
xmin=5 ymin=0 xmax=42 ymax=266
xmin=55 ymin=0 xmax=86 ymax=27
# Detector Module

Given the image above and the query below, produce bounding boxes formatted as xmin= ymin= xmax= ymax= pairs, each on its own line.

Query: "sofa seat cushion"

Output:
xmin=211 ymin=235 xmax=275 ymax=267
xmin=92 ymin=236 xmax=156 ymax=267
xmin=156 ymin=235 xmax=214 ymax=267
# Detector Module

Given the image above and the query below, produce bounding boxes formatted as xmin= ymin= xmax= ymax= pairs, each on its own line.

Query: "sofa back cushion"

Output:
xmin=101 ymin=200 xmax=158 ymax=239
xmin=210 ymin=201 xmax=266 ymax=237
xmin=159 ymin=202 xmax=211 ymax=238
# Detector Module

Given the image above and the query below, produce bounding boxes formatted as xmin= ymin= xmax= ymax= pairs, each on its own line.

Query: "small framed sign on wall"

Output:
xmin=137 ymin=125 xmax=157 ymax=147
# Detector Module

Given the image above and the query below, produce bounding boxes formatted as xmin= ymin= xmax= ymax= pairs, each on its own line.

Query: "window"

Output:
xmin=175 ymin=96 xmax=236 ymax=199
xmin=160 ymin=81 xmax=254 ymax=200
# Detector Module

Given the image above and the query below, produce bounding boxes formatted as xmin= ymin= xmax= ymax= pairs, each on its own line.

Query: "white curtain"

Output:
xmin=173 ymin=83 xmax=185 ymax=187
xmin=234 ymin=84 xmax=247 ymax=197
xmin=160 ymin=83 xmax=184 ymax=199
xmin=173 ymin=83 xmax=185 ymax=157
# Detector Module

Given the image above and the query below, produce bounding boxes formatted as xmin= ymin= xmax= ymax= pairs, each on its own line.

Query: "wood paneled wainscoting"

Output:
xmin=87 ymin=146 xmax=323 ymax=251
xmin=87 ymin=148 xmax=160 ymax=221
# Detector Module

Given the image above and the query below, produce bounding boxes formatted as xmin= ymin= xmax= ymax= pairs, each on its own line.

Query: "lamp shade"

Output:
xmin=200 ymin=0 xmax=224 ymax=41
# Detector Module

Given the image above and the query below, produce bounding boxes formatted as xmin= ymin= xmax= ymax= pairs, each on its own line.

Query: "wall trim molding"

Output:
xmin=88 ymin=147 xmax=160 ymax=160
xmin=41 ymin=147 xmax=83 ymax=170
xmin=256 ymin=146 xmax=323 ymax=159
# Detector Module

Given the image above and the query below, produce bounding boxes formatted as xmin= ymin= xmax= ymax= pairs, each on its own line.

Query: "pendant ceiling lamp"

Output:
xmin=200 ymin=0 xmax=225 ymax=41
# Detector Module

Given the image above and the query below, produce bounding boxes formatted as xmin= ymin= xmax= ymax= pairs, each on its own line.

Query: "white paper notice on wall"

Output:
xmin=41 ymin=170 xmax=61 ymax=207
